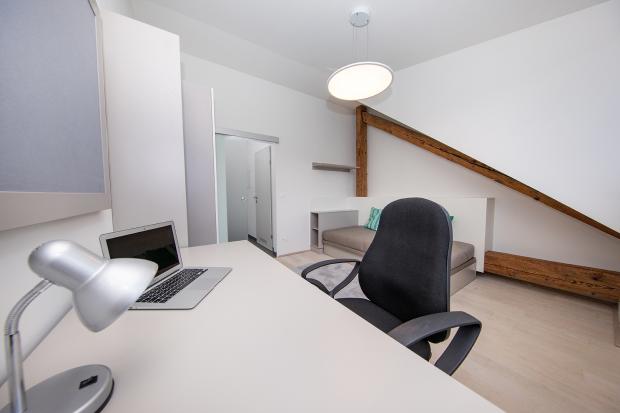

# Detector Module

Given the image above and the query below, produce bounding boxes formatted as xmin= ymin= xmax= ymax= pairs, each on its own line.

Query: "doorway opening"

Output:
xmin=214 ymin=130 xmax=277 ymax=256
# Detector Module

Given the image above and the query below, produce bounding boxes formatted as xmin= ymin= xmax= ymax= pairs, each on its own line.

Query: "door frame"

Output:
xmin=213 ymin=129 xmax=278 ymax=251
xmin=216 ymin=128 xmax=279 ymax=144
xmin=254 ymin=146 xmax=274 ymax=250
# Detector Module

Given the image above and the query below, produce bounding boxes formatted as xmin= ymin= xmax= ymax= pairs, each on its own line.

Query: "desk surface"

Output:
xmin=1 ymin=241 xmax=500 ymax=412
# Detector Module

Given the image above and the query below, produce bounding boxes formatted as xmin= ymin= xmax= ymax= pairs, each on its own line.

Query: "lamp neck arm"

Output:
xmin=4 ymin=280 xmax=52 ymax=413
xmin=5 ymin=280 xmax=52 ymax=336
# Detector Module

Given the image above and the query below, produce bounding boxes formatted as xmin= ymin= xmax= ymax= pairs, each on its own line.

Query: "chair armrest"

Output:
xmin=301 ymin=259 xmax=361 ymax=297
xmin=328 ymin=261 xmax=360 ymax=298
xmin=388 ymin=311 xmax=481 ymax=376
xmin=305 ymin=277 xmax=330 ymax=294
xmin=301 ymin=258 xmax=360 ymax=278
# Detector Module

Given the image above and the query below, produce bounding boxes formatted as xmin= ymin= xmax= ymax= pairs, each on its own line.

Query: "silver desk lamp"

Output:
xmin=1 ymin=240 xmax=157 ymax=413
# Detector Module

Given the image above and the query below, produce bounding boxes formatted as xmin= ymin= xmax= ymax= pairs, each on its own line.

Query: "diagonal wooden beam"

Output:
xmin=356 ymin=106 xmax=368 ymax=197
xmin=362 ymin=111 xmax=620 ymax=240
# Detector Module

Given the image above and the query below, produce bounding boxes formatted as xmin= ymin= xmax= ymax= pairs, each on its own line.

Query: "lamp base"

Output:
xmin=0 ymin=365 xmax=113 ymax=413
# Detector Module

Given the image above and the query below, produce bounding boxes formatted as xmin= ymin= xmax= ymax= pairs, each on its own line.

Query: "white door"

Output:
xmin=255 ymin=147 xmax=273 ymax=250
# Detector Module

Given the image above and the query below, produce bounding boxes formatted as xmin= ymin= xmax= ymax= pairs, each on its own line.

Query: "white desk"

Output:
xmin=0 ymin=241 xmax=500 ymax=412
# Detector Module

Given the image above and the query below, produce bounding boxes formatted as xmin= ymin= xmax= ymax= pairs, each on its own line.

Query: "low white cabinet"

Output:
xmin=310 ymin=210 xmax=358 ymax=252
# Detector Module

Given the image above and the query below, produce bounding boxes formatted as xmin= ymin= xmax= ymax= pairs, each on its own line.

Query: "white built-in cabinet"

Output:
xmin=101 ymin=11 xmax=188 ymax=246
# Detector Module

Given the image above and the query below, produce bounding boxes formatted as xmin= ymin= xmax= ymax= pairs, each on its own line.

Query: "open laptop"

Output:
xmin=100 ymin=221 xmax=231 ymax=310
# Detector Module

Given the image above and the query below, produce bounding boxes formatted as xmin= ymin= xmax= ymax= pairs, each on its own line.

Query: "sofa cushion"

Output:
xmin=323 ymin=226 xmax=375 ymax=252
xmin=365 ymin=207 xmax=382 ymax=230
xmin=451 ymin=241 xmax=475 ymax=269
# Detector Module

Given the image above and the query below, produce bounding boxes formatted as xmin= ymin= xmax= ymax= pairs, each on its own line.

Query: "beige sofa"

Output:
xmin=322 ymin=226 xmax=477 ymax=295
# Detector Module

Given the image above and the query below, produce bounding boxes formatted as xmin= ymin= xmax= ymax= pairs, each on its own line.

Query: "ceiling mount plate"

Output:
xmin=350 ymin=7 xmax=370 ymax=28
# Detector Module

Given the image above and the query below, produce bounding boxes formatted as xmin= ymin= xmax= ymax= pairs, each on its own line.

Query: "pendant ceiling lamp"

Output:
xmin=328 ymin=7 xmax=393 ymax=101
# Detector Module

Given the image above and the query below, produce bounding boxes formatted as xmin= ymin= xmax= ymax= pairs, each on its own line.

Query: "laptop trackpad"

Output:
xmin=189 ymin=272 xmax=219 ymax=289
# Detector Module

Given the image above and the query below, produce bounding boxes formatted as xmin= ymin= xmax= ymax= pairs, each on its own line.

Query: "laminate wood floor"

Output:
xmin=278 ymin=251 xmax=620 ymax=413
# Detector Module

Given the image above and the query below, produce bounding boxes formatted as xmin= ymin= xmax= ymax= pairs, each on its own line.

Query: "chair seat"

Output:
xmin=337 ymin=298 xmax=431 ymax=360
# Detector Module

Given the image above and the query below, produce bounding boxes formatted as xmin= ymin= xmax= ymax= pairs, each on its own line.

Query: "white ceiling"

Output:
xmin=145 ymin=0 xmax=606 ymax=73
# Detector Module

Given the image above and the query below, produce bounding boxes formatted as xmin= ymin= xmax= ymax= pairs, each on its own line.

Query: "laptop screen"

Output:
xmin=105 ymin=224 xmax=180 ymax=279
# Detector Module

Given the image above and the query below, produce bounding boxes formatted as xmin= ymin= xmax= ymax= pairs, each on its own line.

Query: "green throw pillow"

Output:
xmin=450 ymin=215 xmax=454 ymax=222
xmin=366 ymin=207 xmax=382 ymax=231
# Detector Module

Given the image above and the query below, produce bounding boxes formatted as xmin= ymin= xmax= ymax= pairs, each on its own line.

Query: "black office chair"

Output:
xmin=302 ymin=198 xmax=481 ymax=375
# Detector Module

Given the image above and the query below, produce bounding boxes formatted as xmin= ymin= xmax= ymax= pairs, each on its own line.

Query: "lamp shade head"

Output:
xmin=327 ymin=61 xmax=393 ymax=101
xmin=72 ymin=258 xmax=156 ymax=331
xmin=28 ymin=240 xmax=156 ymax=332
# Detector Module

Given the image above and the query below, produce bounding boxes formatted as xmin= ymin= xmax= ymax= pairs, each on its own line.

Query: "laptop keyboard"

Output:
xmin=137 ymin=268 xmax=207 ymax=303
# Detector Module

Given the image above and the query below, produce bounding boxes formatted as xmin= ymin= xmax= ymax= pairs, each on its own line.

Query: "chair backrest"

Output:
xmin=359 ymin=198 xmax=452 ymax=325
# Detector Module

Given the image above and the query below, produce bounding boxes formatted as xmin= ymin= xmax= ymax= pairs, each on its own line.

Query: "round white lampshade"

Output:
xmin=327 ymin=61 xmax=393 ymax=101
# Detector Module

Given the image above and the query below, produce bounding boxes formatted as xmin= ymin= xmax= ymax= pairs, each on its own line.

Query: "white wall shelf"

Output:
xmin=312 ymin=162 xmax=358 ymax=172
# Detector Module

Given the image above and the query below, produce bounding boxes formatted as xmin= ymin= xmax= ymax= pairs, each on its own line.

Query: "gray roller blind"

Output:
xmin=0 ymin=0 xmax=104 ymax=193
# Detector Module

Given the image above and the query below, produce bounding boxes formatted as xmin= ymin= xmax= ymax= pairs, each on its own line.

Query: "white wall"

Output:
xmin=366 ymin=127 xmax=620 ymax=271
xmin=0 ymin=210 xmax=113 ymax=384
xmin=183 ymin=54 xmax=355 ymax=255
xmin=364 ymin=0 xmax=620 ymax=233
xmin=102 ymin=11 xmax=189 ymax=246
xmin=129 ymin=0 xmax=330 ymax=100
xmin=97 ymin=0 xmax=134 ymax=17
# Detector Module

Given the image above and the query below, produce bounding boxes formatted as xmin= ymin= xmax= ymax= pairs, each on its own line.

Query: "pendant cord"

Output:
xmin=353 ymin=24 xmax=358 ymax=61
xmin=365 ymin=25 xmax=369 ymax=60
xmin=352 ymin=22 xmax=369 ymax=62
